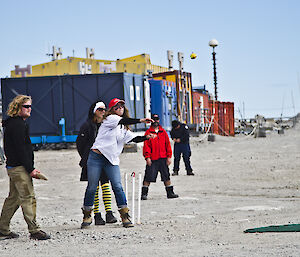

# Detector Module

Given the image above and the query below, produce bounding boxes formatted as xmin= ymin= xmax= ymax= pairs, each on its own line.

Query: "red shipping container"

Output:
xmin=192 ymin=91 xmax=209 ymax=131
xmin=209 ymin=100 xmax=234 ymax=136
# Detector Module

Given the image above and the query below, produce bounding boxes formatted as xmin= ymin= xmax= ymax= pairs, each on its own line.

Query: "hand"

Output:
xmin=146 ymin=158 xmax=152 ymax=166
xmin=140 ymin=118 xmax=154 ymax=123
xmin=166 ymin=158 xmax=171 ymax=166
xmin=30 ymin=169 xmax=41 ymax=179
xmin=176 ymin=138 xmax=181 ymax=143
xmin=147 ymin=133 xmax=157 ymax=139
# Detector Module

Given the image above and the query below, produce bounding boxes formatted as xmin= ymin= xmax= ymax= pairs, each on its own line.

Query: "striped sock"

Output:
xmin=93 ymin=186 xmax=100 ymax=214
xmin=101 ymin=183 xmax=112 ymax=212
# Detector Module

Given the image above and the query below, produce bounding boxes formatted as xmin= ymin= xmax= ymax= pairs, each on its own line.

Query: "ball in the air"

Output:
xmin=190 ymin=52 xmax=197 ymax=59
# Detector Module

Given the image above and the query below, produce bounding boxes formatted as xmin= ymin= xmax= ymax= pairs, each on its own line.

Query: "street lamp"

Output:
xmin=207 ymin=39 xmax=219 ymax=142
xmin=209 ymin=39 xmax=219 ymax=101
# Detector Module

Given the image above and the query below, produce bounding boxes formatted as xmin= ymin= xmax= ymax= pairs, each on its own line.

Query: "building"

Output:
xmin=11 ymin=50 xmax=169 ymax=78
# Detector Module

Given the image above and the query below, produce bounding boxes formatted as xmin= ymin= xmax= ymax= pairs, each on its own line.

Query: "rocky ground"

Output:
xmin=0 ymin=122 xmax=299 ymax=257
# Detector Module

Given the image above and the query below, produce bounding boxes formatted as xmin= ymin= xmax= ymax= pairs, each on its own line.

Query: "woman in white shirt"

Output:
xmin=81 ymin=98 xmax=154 ymax=228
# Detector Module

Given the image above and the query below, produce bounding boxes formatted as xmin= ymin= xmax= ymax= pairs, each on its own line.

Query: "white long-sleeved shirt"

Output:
xmin=91 ymin=115 xmax=135 ymax=165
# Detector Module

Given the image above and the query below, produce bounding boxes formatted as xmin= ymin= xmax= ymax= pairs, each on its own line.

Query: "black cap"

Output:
xmin=151 ymin=114 xmax=160 ymax=120
xmin=172 ymin=120 xmax=180 ymax=128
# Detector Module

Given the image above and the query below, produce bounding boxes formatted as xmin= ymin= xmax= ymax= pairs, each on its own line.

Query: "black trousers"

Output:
xmin=173 ymin=143 xmax=192 ymax=172
xmin=144 ymin=158 xmax=170 ymax=182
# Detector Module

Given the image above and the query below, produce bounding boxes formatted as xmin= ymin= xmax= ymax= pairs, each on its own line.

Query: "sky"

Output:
xmin=1 ymin=0 xmax=300 ymax=119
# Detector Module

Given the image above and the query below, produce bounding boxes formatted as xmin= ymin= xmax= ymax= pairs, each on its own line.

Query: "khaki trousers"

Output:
xmin=0 ymin=166 xmax=40 ymax=234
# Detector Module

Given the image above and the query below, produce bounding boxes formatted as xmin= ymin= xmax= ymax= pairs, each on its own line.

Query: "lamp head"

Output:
xmin=209 ymin=39 xmax=219 ymax=48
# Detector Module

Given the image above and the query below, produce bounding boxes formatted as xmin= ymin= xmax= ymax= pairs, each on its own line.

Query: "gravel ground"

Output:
xmin=0 ymin=122 xmax=299 ymax=257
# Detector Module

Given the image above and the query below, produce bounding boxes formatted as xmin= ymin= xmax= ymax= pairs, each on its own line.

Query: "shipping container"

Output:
xmin=152 ymin=70 xmax=193 ymax=125
xmin=1 ymin=73 xmax=147 ymax=143
xmin=208 ymin=100 xmax=234 ymax=136
xmin=148 ymin=79 xmax=177 ymax=131
xmin=192 ymin=91 xmax=210 ymax=132
xmin=224 ymin=102 xmax=235 ymax=136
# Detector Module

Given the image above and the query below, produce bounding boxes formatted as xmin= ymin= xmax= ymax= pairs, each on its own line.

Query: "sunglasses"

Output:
xmin=113 ymin=104 xmax=124 ymax=111
xmin=97 ymin=108 xmax=106 ymax=112
xmin=22 ymin=105 xmax=32 ymax=109
xmin=153 ymin=117 xmax=160 ymax=121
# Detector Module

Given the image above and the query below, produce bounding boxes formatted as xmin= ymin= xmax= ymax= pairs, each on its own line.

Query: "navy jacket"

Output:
xmin=170 ymin=123 xmax=190 ymax=144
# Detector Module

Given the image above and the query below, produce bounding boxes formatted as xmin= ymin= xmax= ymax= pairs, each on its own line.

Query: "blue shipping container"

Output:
xmin=1 ymin=73 xmax=146 ymax=143
xmin=148 ymin=79 xmax=177 ymax=131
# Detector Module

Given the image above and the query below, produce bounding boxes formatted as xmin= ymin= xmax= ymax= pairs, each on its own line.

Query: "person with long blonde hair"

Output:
xmin=0 ymin=95 xmax=50 ymax=240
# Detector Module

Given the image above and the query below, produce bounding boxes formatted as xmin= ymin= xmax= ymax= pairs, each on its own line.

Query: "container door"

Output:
xmin=1 ymin=76 xmax=63 ymax=136
xmin=161 ymin=82 xmax=168 ymax=130
xmin=63 ymin=73 xmax=124 ymax=133
xmin=144 ymin=79 xmax=151 ymax=119
xmin=229 ymin=103 xmax=235 ymax=136
xmin=218 ymin=103 xmax=224 ymax=135
xmin=165 ymin=81 xmax=172 ymax=131
xmin=134 ymin=74 xmax=145 ymax=131
xmin=62 ymin=75 xmax=98 ymax=134
xmin=123 ymin=74 xmax=136 ymax=130
xmin=199 ymin=96 xmax=204 ymax=129
xmin=171 ymin=81 xmax=177 ymax=121
xmin=149 ymin=80 xmax=163 ymax=120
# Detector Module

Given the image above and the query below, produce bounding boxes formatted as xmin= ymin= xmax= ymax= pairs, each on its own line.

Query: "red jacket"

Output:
xmin=143 ymin=125 xmax=172 ymax=161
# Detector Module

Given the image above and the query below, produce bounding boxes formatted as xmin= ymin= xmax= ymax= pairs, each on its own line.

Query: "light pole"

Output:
xmin=207 ymin=39 xmax=219 ymax=142
xmin=209 ymin=39 xmax=219 ymax=101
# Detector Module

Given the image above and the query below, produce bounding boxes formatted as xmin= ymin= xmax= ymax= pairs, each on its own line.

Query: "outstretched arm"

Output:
xmin=119 ymin=117 xmax=154 ymax=125
xmin=129 ymin=134 xmax=156 ymax=143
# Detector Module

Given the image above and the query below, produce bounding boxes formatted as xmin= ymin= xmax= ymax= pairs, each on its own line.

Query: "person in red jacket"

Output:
xmin=141 ymin=114 xmax=179 ymax=200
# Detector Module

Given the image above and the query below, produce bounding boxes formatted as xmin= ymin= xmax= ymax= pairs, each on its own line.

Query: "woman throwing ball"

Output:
xmin=81 ymin=98 xmax=154 ymax=228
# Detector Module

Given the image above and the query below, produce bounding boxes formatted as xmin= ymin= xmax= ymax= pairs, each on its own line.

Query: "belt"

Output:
xmin=92 ymin=149 xmax=102 ymax=155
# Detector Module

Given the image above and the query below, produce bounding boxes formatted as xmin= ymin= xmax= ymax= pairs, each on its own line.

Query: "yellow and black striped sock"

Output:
xmin=101 ymin=183 xmax=112 ymax=212
xmin=94 ymin=186 xmax=100 ymax=214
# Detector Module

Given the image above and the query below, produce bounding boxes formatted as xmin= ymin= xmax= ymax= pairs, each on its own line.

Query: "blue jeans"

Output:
xmin=83 ymin=150 xmax=127 ymax=209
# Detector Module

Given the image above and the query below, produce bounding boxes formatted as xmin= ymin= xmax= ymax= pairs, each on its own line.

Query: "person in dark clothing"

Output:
xmin=170 ymin=120 xmax=194 ymax=176
xmin=141 ymin=114 xmax=179 ymax=200
xmin=76 ymin=101 xmax=117 ymax=225
xmin=0 ymin=95 xmax=50 ymax=240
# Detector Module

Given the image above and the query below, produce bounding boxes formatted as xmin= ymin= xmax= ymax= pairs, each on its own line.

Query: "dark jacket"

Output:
xmin=2 ymin=116 xmax=34 ymax=173
xmin=170 ymin=123 xmax=190 ymax=144
xmin=143 ymin=125 xmax=172 ymax=161
xmin=76 ymin=116 xmax=147 ymax=181
xmin=76 ymin=119 xmax=99 ymax=181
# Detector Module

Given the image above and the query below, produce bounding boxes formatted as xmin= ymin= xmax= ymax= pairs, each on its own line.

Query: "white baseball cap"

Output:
xmin=93 ymin=102 xmax=106 ymax=113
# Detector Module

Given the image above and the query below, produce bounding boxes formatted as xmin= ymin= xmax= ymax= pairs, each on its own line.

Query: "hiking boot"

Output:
xmin=141 ymin=186 xmax=148 ymax=200
xmin=94 ymin=213 xmax=105 ymax=225
xmin=0 ymin=231 xmax=19 ymax=240
xmin=172 ymin=170 xmax=179 ymax=176
xmin=30 ymin=230 xmax=50 ymax=240
xmin=166 ymin=186 xmax=179 ymax=199
xmin=106 ymin=211 xmax=117 ymax=223
xmin=118 ymin=207 xmax=134 ymax=228
xmin=81 ymin=207 xmax=93 ymax=228
xmin=187 ymin=171 xmax=194 ymax=176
